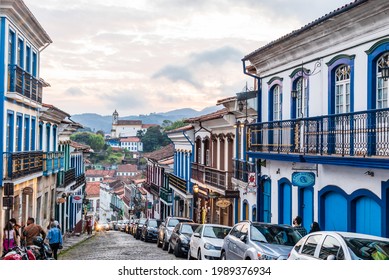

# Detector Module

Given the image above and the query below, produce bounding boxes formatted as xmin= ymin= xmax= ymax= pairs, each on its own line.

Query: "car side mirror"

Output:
xmin=326 ymin=255 xmax=337 ymax=260
xmin=193 ymin=232 xmax=200 ymax=238
xmin=240 ymin=234 xmax=248 ymax=243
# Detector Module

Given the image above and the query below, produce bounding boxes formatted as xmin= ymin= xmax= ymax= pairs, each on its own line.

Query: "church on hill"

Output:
xmin=110 ymin=110 xmax=156 ymax=138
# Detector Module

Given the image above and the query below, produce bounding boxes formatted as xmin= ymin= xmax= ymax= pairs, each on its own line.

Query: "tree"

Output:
xmin=96 ymin=130 xmax=105 ymax=137
xmin=163 ymin=119 xmax=186 ymax=132
xmin=142 ymin=126 xmax=170 ymax=152
xmin=70 ymin=132 xmax=105 ymax=152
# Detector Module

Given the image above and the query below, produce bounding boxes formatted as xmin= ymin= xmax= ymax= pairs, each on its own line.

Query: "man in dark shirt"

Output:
xmin=22 ymin=217 xmax=46 ymax=246
xmin=293 ymin=216 xmax=308 ymax=237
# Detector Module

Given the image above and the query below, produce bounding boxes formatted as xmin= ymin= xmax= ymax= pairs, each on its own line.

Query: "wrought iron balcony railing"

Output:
xmin=7 ymin=64 xmax=43 ymax=105
xmin=160 ymin=188 xmax=173 ymax=203
xmin=64 ymin=168 xmax=76 ymax=186
xmin=248 ymin=108 xmax=389 ymax=157
xmin=3 ymin=151 xmax=43 ymax=180
xmin=71 ymin=174 xmax=86 ymax=190
xmin=43 ymin=152 xmax=64 ymax=176
xmin=233 ymin=159 xmax=255 ymax=182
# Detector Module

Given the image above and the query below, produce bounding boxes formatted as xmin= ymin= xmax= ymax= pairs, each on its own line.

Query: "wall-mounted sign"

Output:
xmin=72 ymin=195 xmax=83 ymax=204
xmin=292 ymin=172 xmax=315 ymax=187
xmin=216 ymin=198 xmax=231 ymax=208
xmin=248 ymin=172 xmax=256 ymax=188
xmin=57 ymin=197 xmax=66 ymax=204
xmin=22 ymin=187 xmax=33 ymax=195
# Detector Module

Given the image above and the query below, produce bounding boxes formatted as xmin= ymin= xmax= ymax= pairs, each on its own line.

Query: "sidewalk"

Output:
xmin=59 ymin=232 xmax=95 ymax=253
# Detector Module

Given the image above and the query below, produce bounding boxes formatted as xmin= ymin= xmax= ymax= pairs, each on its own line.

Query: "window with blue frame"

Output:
xmin=26 ymin=45 xmax=31 ymax=73
xmin=53 ymin=126 xmax=57 ymax=152
xmin=24 ymin=115 xmax=30 ymax=151
xmin=39 ymin=122 xmax=43 ymax=150
xmin=46 ymin=124 xmax=51 ymax=152
xmin=32 ymin=52 xmax=37 ymax=77
xmin=272 ymin=85 xmax=282 ymax=121
xmin=296 ymin=77 xmax=308 ymax=118
xmin=335 ymin=65 xmax=351 ymax=114
xmin=6 ymin=111 xmax=14 ymax=152
xmin=31 ymin=117 xmax=36 ymax=150
xmin=376 ymin=53 xmax=389 ymax=109
xmin=16 ymin=114 xmax=23 ymax=152
xmin=8 ymin=30 xmax=15 ymax=65
xmin=17 ymin=38 xmax=24 ymax=68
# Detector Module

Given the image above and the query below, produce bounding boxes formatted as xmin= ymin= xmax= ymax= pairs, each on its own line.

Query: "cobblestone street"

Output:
xmin=59 ymin=230 xmax=180 ymax=260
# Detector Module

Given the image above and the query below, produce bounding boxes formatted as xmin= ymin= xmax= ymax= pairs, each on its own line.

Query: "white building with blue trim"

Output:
xmin=243 ymin=0 xmax=389 ymax=237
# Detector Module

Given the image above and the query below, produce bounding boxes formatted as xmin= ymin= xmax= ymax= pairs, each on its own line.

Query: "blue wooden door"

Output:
xmin=280 ymin=183 xmax=292 ymax=225
xmin=263 ymin=181 xmax=271 ymax=223
xmin=324 ymin=192 xmax=347 ymax=231
xmin=301 ymin=188 xmax=313 ymax=231
xmin=355 ymin=196 xmax=381 ymax=236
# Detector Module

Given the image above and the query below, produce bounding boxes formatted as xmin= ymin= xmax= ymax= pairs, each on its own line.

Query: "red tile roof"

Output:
xmin=185 ymin=108 xmax=229 ymax=123
xmin=85 ymin=169 xmax=116 ymax=177
xmin=117 ymin=120 xmax=142 ymax=125
xmin=117 ymin=164 xmax=138 ymax=172
xmin=86 ymin=182 xmax=100 ymax=197
xmin=143 ymin=144 xmax=174 ymax=161
xmin=120 ymin=137 xmax=141 ymax=143
xmin=165 ymin=124 xmax=193 ymax=134
xmin=142 ymin=124 xmax=158 ymax=129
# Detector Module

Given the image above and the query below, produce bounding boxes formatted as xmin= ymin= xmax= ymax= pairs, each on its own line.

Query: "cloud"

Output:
xmin=64 ymin=87 xmax=87 ymax=96
xmin=152 ymin=65 xmax=200 ymax=88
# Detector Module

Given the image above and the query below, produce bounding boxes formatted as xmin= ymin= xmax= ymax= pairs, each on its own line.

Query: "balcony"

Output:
xmin=160 ymin=188 xmax=173 ymax=204
xmin=43 ymin=152 xmax=64 ymax=176
xmin=71 ymin=174 xmax=86 ymax=191
xmin=3 ymin=151 xmax=43 ymax=180
xmin=204 ymin=167 xmax=234 ymax=191
xmin=168 ymin=173 xmax=187 ymax=194
xmin=64 ymin=168 xmax=76 ymax=187
xmin=233 ymin=160 xmax=255 ymax=182
xmin=191 ymin=162 xmax=205 ymax=183
xmin=248 ymin=108 xmax=389 ymax=168
xmin=7 ymin=64 xmax=43 ymax=108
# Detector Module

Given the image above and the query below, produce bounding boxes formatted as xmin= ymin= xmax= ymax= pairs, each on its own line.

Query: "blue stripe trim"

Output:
xmin=0 ymin=17 xmax=6 ymax=186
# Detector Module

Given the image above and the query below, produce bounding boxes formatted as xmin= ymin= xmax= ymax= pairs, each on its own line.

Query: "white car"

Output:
xmin=188 ymin=224 xmax=231 ymax=260
xmin=288 ymin=231 xmax=389 ymax=260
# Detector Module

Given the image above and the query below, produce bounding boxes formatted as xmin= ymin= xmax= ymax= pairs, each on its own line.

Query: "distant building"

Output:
xmin=110 ymin=110 xmax=156 ymax=138
xmin=116 ymin=164 xmax=139 ymax=177
xmin=85 ymin=169 xmax=116 ymax=182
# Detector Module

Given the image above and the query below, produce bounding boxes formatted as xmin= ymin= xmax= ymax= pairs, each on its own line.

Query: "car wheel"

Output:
xmin=168 ymin=242 xmax=174 ymax=254
xmin=162 ymin=238 xmax=168 ymax=251
xmin=173 ymin=243 xmax=180 ymax=257
xmin=220 ymin=251 xmax=226 ymax=260
xmin=157 ymin=236 xmax=162 ymax=248
xmin=197 ymin=249 xmax=202 ymax=260
xmin=188 ymin=250 xmax=194 ymax=260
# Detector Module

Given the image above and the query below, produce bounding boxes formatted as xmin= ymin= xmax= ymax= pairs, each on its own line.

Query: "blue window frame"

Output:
xmin=17 ymin=38 xmax=24 ymax=68
xmin=290 ymin=68 xmax=310 ymax=119
xmin=6 ymin=111 xmax=14 ymax=152
xmin=8 ymin=30 xmax=15 ymax=65
xmin=46 ymin=123 xmax=51 ymax=152
xmin=31 ymin=117 xmax=36 ymax=150
xmin=24 ymin=115 xmax=30 ymax=151
xmin=326 ymin=55 xmax=355 ymax=114
xmin=53 ymin=125 xmax=57 ymax=152
xmin=32 ymin=51 xmax=37 ymax=77
xmin=26 ymin=45 xmax=31 ymax=73
xmin=39 ymin=122 xmax=43 ymax=150
xmin=16 ymin=114 xmax=23 ymax=152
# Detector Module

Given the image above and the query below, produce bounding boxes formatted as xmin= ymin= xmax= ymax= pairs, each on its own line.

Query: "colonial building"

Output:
xmin=85 ymin=169 xmax=116 ymax=182
xmin=110 ymin=110 xmax=156 ymax=138
xmin=0 ymin=0 xmax=52 ymax=253
xmin=243 ymin=0 xmax=389 ymax=237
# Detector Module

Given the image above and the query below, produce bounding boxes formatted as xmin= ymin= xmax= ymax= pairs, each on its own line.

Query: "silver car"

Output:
xmin=221 ymin=221 xmax=302 ymax=260
xmin=288 ymin=231 xmax=389 ymax=260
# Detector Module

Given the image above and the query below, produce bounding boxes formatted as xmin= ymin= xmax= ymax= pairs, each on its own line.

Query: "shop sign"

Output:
xmin=72 ymin=195 xmax=83 ymax=204
xmin=216 ymin=198 xmax=231 ymax=208
xmin=292 ymin=172 xmax=315 ymax=187
xmin=57 ymin=197 xmax=66 ymax=204
xmin=248 ymin=173 xmax=256 ymax=187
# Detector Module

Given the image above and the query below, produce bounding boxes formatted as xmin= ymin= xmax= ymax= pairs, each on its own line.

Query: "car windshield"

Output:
xmin=203 ymin=226 xmax=231 ymax=239
xmin=181 ymin=224 xmax=199 ymax=234
xmin=344 ymin=237 xmax=389 ymax=260
xmin=148 ymin=220 xmax=158 ymax=228
xmin=251 ymin=225 xmax=301 ymax=246
xmin=168 ymin=218 xmax=190 ymax=227
xmin=139 ymin=218 xmax=147 ymax=225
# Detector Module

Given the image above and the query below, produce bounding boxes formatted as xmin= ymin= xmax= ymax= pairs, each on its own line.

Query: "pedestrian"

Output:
xmin=47 ymin=218 xmax=60 ymax=230
xmin=292 ymin=216 xmax=308 ymax=237
xmin=22 ymin=217 xmax=46 ymax=246
xmin=9 ymin=218 xmax=21 ymax=246
xmin=85 ymin=217 xmax=92 ymax=235
xmin=2 ymin=222 xmax=15 ymax=253
xmin=47 ymin=222 xmax=63 ymax=260
xmin=309 ymin=221 xmax=321 ymax=233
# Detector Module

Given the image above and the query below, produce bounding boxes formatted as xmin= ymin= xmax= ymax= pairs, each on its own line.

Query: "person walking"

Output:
xmin=2 ymin=222 xmax=15 ymax=253
xmin=47 ymin=222 xmax=63 ymax=260
xmin=309 ymin=222 xmax=321 ymax=233
xmin=9 ymin=218 xmax=21 ymax=246
xmin=292 ymin=216 xmax=308 ymax=237
xmin=22 ymin=217 xmax=46 ymax=246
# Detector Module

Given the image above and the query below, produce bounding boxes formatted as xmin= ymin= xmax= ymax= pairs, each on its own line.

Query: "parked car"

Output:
xmin=120 ymin=220 xmax=129 ymax=232
xmin=116 ymin=220 xmax=123 ymax=231
xmin=168 ymin=222 xmax=200 ymax=257
xmin=130 ymin=219 xmax=139 ymax=236
xmin=220 ymin=221 xmax=302 ymax=260
xmin=188 ymin=224 xmax=231 ymax=260
xmin=157 ymin=216 xmax=193 ymax=250
xmin=135 ymin=218 xmax=147 ymax=239
xmin=108 ymin=221 xmax=116 ymax=230
xmin=288 ymin=231 xmax=389 ymax=260
xmin=141 ymin=219 xmax=162 ymax=242
xmin=96 ymin=222 xmax=109 ymax=232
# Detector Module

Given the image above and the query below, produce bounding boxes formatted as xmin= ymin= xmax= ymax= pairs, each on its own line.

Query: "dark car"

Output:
xmin=168 ymin=222 xmax=200 ymax=258
xmin=135 ymin=218 xmax=147 ymax=239
xmin=141 ymin=219 xmax=162 ymax=242
xmin=157 ymin=216 xmax=193 ymax=250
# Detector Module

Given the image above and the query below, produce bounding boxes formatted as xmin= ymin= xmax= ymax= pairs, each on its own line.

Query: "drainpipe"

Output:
xmin=183 ymin=131 xmax=195 ymax=220
xmin=242 ymin=59 xmax=262 ymax=123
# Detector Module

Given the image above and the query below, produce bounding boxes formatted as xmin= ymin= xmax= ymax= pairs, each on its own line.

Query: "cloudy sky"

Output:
xmin=24 ymin=0 xmax=353 ymax=116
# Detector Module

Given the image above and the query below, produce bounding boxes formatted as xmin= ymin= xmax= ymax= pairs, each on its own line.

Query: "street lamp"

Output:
xmin=193 ymin=184 xmax=199 ymax=223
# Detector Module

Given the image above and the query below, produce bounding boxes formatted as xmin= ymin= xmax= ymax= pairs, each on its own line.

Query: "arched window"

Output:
xmin=376 ymin=52 xmax=389 ymax=109
xmin=273 ymin=85 xmax=282 ymax=121
xmin=296 ymin=77 xmax=308 ymax=118
xmin=335 ymin=65 xmax=351 ymax=114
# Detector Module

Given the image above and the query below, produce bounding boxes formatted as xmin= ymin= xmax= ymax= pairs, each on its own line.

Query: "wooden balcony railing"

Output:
xmin=3 ymin=151 xmax=43 ymax=180
xmin=233 ymin=160 xmax=255 ymax=182
xmin=64 ymin=168 xmax=76 ymax=186
xmin=71 ymin=174 xmax=85 ymax=190
xmin=168 ymin=173 xmax=187 ymax=193
xmin=43 ymin=152 xmax=64 ymax=176
xmin=191 ymin=162 xmax=205 ymax=183
xmin=204 ymin=166 xmax=234 ymax=191
xmin=8 ymin=64 xmax=43 ymax=104
xmin=248 ymin=107 xmax=389 ymax=157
